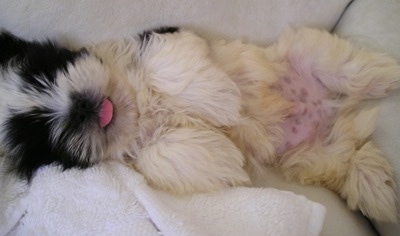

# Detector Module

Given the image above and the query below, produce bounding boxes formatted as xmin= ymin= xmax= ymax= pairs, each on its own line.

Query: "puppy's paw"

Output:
xmin=141 ymin=30 xmax=242 ymax=127
xmin=342 ymin=142 xmax=397 ymax=222
xmin=136 ymin=128 xmax=250 ymax=194
xmin=279 ymin=27 xmax=400 ymax=99
xmin=349 ymin=59 xmax=400 ymax=99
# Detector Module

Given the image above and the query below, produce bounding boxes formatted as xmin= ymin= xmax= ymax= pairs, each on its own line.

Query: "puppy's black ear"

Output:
xmin=0 ymin=31 xmax=30 ymax=68
xmin=1 ymin=31 xmax=87 ymax=93
xmin=139 ymin=26 xmax=180 ymax=43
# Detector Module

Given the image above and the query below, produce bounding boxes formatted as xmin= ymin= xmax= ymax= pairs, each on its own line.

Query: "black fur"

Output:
xmin=139 ymin=26 xmax=180 ymax=43
xmin=0 ymin=31 xmax=29 ymax=68
xmin=0 ymin=31 xmax=86 ymax=94
xmin=4 ymin=108 xmax=54 ymax=179
xmin=1 ymin=32 xmax=93 ymax=180
xmin=4 ymin=108 xmax=90 ymax=180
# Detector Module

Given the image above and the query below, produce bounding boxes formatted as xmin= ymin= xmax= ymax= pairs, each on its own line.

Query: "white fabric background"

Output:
xmin=2 ymin=0 xmax=399 ymax=235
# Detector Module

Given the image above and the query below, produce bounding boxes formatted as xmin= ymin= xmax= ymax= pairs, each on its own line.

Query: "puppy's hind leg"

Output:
xmin=278 ymin=109 xmax=397 ymax=222
xmin=279 ymin=141 xmax=396 ymax=222
xmin=342 ymin=141 xmax=397 ymax=222
xmin=276 ymin=27 xmax=400 ymax=99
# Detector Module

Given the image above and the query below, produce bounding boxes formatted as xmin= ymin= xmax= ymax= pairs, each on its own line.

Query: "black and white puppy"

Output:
xmin=0 ymin=27 xmax=245 ymax=189
xmin=1 ymin=27 xmax=399 ymax=222
xmin=0 ymin=31 xmax=139 ymax=179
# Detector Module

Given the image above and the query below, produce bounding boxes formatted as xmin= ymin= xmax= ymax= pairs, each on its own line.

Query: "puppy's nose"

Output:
xmin=70 ymin=98 xmax=98 ymax=124
xmin=76 ymin=99 xmax=92 ymax=112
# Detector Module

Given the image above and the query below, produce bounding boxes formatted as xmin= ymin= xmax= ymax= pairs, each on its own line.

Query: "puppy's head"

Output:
xmin=0 ymin=32 xmax=137 ymax=180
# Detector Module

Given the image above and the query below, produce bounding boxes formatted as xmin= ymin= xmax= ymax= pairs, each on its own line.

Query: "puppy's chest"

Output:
xmin=274 ymin=71 xmax=336 ymax=153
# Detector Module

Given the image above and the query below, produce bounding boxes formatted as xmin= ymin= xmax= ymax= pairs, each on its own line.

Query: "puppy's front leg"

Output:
xmin=135 ymin=127 xmax=250 ymax=194
xmin=139 ymin=30 xmax=242 ymax=127
xmin=276 ymin=27 xmax=400 ymax=99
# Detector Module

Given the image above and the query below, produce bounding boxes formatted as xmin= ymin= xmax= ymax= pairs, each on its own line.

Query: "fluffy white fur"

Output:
xmin=83 ymin=28 xmax=400 ymax=222
xmin=48 ymin=27 xmax=400 ymax=222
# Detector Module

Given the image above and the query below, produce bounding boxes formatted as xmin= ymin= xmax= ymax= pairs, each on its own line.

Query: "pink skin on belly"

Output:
xmin=274 ymin=71 xmax=335 ymax=154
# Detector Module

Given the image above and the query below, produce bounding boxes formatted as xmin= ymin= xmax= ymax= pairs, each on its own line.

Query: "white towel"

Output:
xmin=0 ymin=161 xmax=326 ymax=236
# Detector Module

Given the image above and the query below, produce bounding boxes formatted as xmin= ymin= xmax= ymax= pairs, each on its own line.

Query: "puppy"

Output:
xmin=0 ymin=31 xmax=138 ymax=180
xmin=0 ymin=27 xmax=399 ymax=222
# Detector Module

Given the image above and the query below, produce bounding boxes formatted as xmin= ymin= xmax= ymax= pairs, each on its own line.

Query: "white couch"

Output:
xmin=0 ymin=0 xmax=399 ymax=235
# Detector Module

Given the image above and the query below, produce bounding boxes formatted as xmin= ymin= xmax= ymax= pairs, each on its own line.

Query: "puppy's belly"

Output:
xmin=275 ymin=71 xmax=335 ymax=154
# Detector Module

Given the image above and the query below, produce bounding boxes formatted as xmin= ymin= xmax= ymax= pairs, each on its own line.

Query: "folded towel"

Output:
xmin=0 ymin=161 xmax=326 ymax=236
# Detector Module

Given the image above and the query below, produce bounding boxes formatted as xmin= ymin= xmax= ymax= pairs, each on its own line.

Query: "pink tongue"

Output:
xmin=100 ymin=99 xmax=113 ymax=128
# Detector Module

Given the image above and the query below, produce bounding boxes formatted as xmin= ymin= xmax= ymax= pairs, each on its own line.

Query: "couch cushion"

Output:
xmin=0 ymin=0 xmax=351 ymax=47
xmin=335 ymin=0 xmax=400 ymax=235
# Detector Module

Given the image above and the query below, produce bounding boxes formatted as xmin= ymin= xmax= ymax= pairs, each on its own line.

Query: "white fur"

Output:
xmin=3 ymin=27 xmax=397 ymax=222
xmin=89 ymin=28 xmax=399 ymax=222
